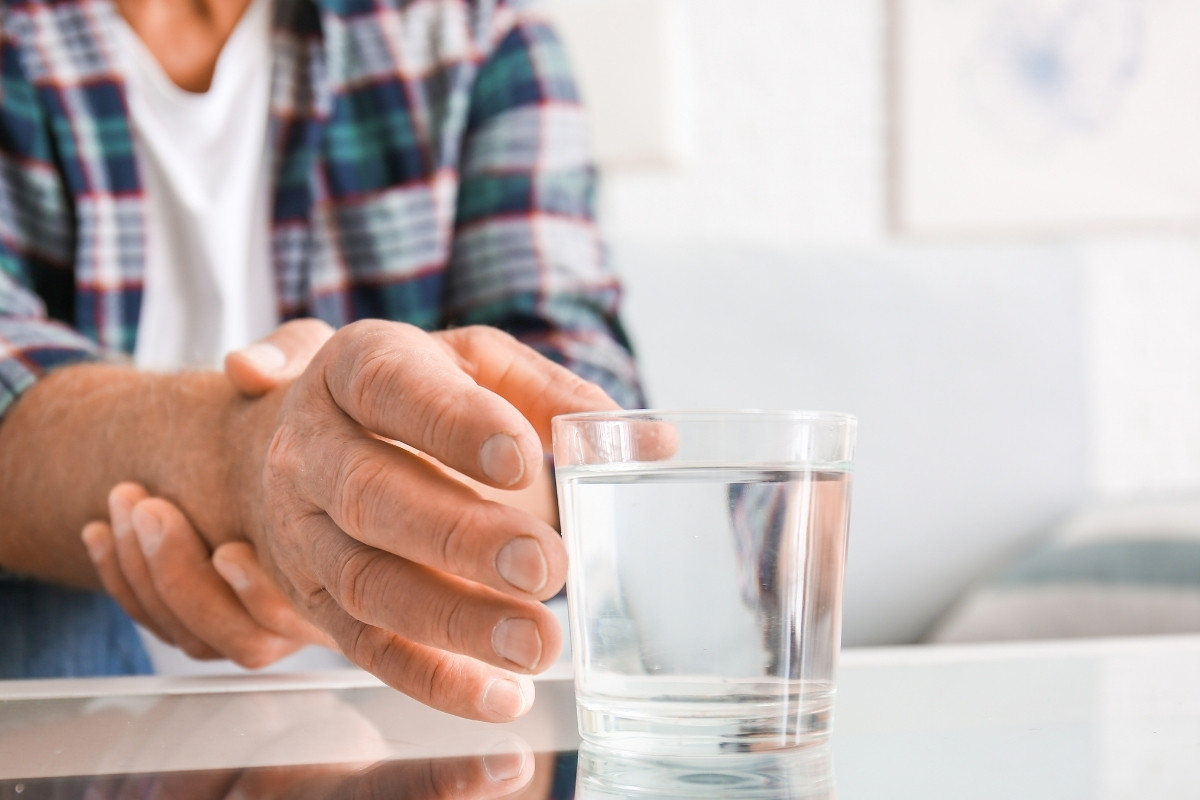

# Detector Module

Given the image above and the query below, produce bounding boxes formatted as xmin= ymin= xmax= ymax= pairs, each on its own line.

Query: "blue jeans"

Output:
xmin=0 ymin=577 xmax=152 ymax=678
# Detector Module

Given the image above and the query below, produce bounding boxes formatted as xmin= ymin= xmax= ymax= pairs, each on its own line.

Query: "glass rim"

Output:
xmin=553 ymin=408 xmax=857 ymax=425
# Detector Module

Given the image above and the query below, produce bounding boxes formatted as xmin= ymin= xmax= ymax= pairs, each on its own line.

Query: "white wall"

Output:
xmin=597 ymin=0 xmax=885 ymax=249
xmin=550 ymin=0 xmax=1200 ymax=643
xmin=1084 ymin=237 xmax=1200 ymax=495
xmin=585 ymin=0 xmax=1200 ymax=497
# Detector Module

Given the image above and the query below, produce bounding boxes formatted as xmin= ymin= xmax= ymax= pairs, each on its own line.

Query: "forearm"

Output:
xmin=0 ymin=363 xmax=264 ymax=588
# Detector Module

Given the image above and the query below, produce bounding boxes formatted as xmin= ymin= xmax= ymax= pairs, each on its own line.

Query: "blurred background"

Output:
xmin=144 ymin=0 xmax=1200 ymax=673
xmin=539 ymin=0 xmax=1200 ymax=648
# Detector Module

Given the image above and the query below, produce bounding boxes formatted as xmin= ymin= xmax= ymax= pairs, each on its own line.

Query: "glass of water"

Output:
xmin=552 ymin=410 xmax=856 ymax=755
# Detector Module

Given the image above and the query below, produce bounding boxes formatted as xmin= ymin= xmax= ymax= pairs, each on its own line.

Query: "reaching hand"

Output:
xmin=228 ymin=320 xmax=618 ymax=720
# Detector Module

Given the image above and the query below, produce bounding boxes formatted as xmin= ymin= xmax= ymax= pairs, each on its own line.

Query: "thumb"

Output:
xmin=224 ymin=318 xmax=335 ymax=397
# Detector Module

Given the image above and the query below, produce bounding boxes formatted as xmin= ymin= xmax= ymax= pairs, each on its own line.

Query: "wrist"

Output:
xmin=220 ymin=382 xmax=288 ymax=550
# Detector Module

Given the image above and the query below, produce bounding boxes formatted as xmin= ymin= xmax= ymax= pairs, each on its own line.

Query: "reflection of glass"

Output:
xmin=575 ymin=742 xmax=836 ymax=799
xmin=554 ymin=411 xmax=856 ymax=755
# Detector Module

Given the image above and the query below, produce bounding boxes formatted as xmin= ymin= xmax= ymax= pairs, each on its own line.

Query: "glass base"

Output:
xmin=576 ymin=696 xmax=832 ymax=756
xmin=576 ymin=740 xmax=836 ymax=799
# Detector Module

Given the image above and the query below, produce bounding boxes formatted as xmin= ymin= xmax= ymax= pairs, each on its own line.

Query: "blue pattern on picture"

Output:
xmin=965 ymin=0 xmax=1145 ymax=150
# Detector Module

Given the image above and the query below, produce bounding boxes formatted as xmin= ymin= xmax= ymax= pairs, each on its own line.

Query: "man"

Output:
xmin=0 ymin=0 xmax=641 ymax=721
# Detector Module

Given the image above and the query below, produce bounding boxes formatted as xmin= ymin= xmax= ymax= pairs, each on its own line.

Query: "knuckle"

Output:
xmin=332 ymin=449 xmax=389 ymax=536
xmin=418 ymin=389 xmax=467 ymax=456
xmin=345 ymin=621 xmax=389 ymax=677
xmin=422 ymin=388 xmax=458 ymax=450
xmin=420 ymin=654 xmax=465 ymax=713
xmin=330 ymin=546 xmax=390 ymax=624
xmin=301 ymin=586 xmax=336 ymax=625
xmin=263 ymin=425 xmax=304 ymax=486
xmin=437 ymin=501 xmax=487 ymax=577
xmin=330 ymin=319 xmax=421 ymax=407
xmin=430 ymin=590 xmax=473 ymax=655
xmin=343 ymin=346 xmax=393 ymax=417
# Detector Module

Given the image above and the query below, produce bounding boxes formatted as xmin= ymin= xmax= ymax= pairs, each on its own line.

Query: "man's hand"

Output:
xmin=226 ymin=321 xmax=616 ymax=720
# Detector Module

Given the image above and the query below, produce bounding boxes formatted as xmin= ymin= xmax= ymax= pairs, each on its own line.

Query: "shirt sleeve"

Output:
xmin=442 ymin=7 xmax=646 ymax=410
xmin=0 ymin=24 xmax=103 ymax=420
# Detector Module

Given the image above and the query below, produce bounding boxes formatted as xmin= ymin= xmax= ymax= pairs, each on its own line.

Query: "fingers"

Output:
xmin=225 ymin=318 xmax=335 ymax=397
xmin=129 ymin=498 xmax=314 ymax=668
xmin=86 ymin=484 xmax=325 ymax=668
xmin=305 ymin=584 xmax=538 ymax=722
xmin=314 ymin=321 xmax=612 ymax=490
xmin=106 ymin=482 xmax=220 ymax=659
xmin=82 ymin=519 xmax=165 ymax=640
xmin=248 ymin=320 xmax=613 ymax=718
xmin=213 ymin=542 xmax=337 ymax=650
xmin=288 ymin=430 xmax=566 ymax=601
xmin=294 ymin=512 xmax=562 ymax=675
xmin=437 ymin=325 xmax=620 ymax=445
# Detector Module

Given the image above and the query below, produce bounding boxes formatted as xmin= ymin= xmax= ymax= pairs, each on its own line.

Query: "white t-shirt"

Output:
xmin=116 ymin=0 xmax=278 ymax=371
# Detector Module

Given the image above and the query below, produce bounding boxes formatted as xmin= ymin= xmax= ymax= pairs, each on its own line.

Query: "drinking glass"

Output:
xmin=552 ymin=410 xmax=856 ymax=755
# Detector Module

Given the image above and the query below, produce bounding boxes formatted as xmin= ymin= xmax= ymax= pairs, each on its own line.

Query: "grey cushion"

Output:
xmin=925 ymin=495 xmax=1200 ymax=643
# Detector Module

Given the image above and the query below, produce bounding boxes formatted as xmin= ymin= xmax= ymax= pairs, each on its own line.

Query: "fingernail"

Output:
xmin=482 ymin=746 xmax=527 ymax=782
xmin=496 ymin=537 xmax=547 ymax=595
xmin=81 ymin=526 xmax=109 ymax=561
xmin=492 ymin=618 xmax=542 ymax=671
xmin=238 ymin=342 xmax=287 ymax=374
xmin=213 ymin=556 xmax=250 ymax=592
xmin=482 ymin=678 xmax=530 ymax=719
xmin=480 ymin=433 xmax=524 ymax=487
xmin=109 ymin=493 xmax=133 ymax=540
xmin=131 ymin=506 xmax=163 ymax=556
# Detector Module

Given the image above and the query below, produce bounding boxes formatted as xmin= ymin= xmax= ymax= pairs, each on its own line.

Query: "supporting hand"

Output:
xmin=83 ymin=482 xmax=335 ymax=667
xmin=82 ymin=320 xmax=339 ymax=668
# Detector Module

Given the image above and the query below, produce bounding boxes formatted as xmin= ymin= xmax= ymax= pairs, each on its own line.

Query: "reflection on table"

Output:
xmin=4 ymin=636 xmax=1200 ymax=798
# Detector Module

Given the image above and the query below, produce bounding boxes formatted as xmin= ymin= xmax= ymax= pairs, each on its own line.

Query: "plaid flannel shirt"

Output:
xmin=0 ymin=0 xmax=643 ymax=417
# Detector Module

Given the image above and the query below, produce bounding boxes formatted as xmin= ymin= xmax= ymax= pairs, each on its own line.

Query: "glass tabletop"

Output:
xmin=2 ymin=635 xmax=1199 ymax=798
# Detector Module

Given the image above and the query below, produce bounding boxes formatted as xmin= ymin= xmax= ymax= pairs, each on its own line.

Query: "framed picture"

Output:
xmin=891 ymin=0 xmax=1200 ymax=235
